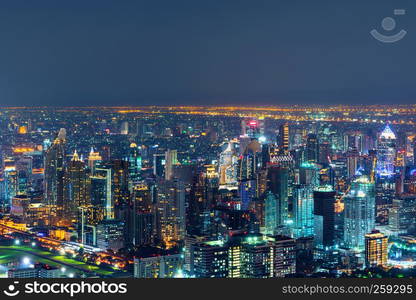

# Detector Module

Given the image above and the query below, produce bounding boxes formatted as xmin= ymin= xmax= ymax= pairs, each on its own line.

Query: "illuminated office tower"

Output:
xmin=344 ymin=131 xmax=363 ymax=153
xmin=63 ymin=151 xmax=91 ymax=224
xmin=153 ymin=153 xmax=165 ymax=177
xmin=306 ymin=134 xmax=318 ymax=163
xmin=346 ymin=148 xmax=359 ymax=178
xmin=192 ymin=240 xmax=229 ymax=278
xmin=318 ymin=142 xmax=331 ymax=165
xmin=89 ymin=173 xmax=108 ymax=224
xmin=313 ymin=186 xmax=336 ymax=248
xmin=120 ymin=121 xmax=128 ymax=135
xmin=218 ymin=140 xmax=239 ymax=190
xmin=93 ymin=167 xmax=113 ymax=220
xmin=44 ymin=128 xmax=66 ymax=219
xmin=389 ymin=195 xmax=416 ymax=233
xmin=228 ymin=242 xmax=242 ymax=278
xmin=187 ymin=173 xmax=215 ymax=236
xmin=10 ymin=194 xmax=30 ymax=221
xmin=16 ymin=156 xmax=32 ymax=195
xmin=129 ymin=183 xmax=154 ymax=246
xmin=241 ymin=119 xmax=264 ymax=139
xmin=87 ymin=147 xmax=102 ymax=174
xmin=343 ymin=176 xmax=376 ymax=250
xmin=238 ymin=140 xmax=260 ymax=210
xmin=240 ymin=236 xmax=272 ymax=278
xmin=268 ymin=235 xmax=296 ymax=277
xmin=96 ymin=219 xmax=125 ymax=251
xmin=365 ymin=230 xmax=388 ymax=267
xmin=264 ymin=192 xmax=278 ymax=234
xmin=156 ymin=179 xmax=185 ymax=247
xmin=299 ymin=162 xmax=319 ymax=187
xmin=376 ymin=124 xmax=397 ymax=177
xmin=164 ymin=149 xmax=178 ymax=180
xmin=1 ymin=158 xmax=17 ymax=208
xmin=278 ymin=122 xmax=290 ymax=154
xmin=110 ymin=159 xmax=130 ymax=208
xmin=134 ymin=254 xmax=183 ymax=278
xmin=239 ymin=180 xmax=256 ymax=211
xmin=403 ymin=167 xmax=416 ymax=194
xmin=238 ymin=140 xmax=261 ymax=181
xmin=126 ymin=142 xmax=142 ymax=185
xmin=266 ymin=166 xmax=289 ymax=233
xmin=292 ymin=185 xmax=314 ymax=238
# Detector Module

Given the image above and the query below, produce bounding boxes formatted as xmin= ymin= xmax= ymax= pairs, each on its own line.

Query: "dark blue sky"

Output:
xmin=0 ymin=0 xmax=414 ymax=106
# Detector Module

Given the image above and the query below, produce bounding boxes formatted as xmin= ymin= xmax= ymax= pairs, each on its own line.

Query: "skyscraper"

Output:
xmin=218 ymin=140 xmax=239 ymax=190
xmin=63 ymin=150 xmax=90 ymax=224
xmin=365 ymin=230 xmax=388 ymax=267
xmin=306 ymin=134 xmax=318 ymax=163
xmin=313 ymin=186 xmax=336 ymax=248
xmin=376 ymin=124 xmax=397 ymax=177
xmin=164 ymin=149 xmax=178 ymax=181
xmin=44 ymin=128 xmax=66 ymax=222
xmin=344 ymin=176 xmax=376 ymax=250
xmin=266 ymin=165 xmax=289 ymax=233
xmin=292 ymin=185 xmax=314 ymax=238
xmin=278 ymin=122 xmax=289 ymax=154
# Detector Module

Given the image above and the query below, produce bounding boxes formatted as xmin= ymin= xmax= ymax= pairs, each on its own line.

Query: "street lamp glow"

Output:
xmin=22 ymin=257 xmax=31 ymax=265
xmin=14 ymin=240 xmax=20 ymax=245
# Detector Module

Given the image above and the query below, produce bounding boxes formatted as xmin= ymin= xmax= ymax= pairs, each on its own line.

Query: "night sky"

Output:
xmin=0 ymin=0 xmax=415 ymax=106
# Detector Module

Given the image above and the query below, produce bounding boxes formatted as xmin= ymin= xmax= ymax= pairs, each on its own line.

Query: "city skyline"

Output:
xmin=0 ymin=106 xmax=415 ymax=278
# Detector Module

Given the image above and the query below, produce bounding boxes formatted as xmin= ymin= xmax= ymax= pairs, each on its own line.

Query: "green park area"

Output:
xmin=0 ymin=245 xmax=114 ymax=276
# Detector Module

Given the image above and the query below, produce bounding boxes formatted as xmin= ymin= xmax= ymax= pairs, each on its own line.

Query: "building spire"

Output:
xmin=72 ymin=150 xmax=80 ymax=161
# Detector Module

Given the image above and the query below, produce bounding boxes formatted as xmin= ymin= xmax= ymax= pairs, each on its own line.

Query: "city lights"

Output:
xmin=0 ymin=105 xmax=415 ymax=279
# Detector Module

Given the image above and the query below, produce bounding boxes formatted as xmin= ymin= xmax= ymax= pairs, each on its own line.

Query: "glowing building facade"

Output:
xmin=343 ymin=176 xmax=376 ymax=250
xmin=376 ymin=125 xmax=397 ymax=177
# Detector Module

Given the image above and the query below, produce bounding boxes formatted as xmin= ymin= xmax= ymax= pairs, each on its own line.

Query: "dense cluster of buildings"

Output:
xmin=1 ymin=107 xmax=416 ymax=278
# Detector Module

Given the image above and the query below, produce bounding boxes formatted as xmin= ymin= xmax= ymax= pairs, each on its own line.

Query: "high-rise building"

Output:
xmin=306 ymin=134 xmax=318 ymax=163
xmin=313 ymin=186 xmax=336 ymax=248
xmin=96 ymin=219 xmax=125 ymax=251
xmin=376 ymin=124 xmax=397 ymax=177
xmin=126 ymin=143 xmax=142 ymax=185
xmin=389 ymin=195 xmax=416 ymax=233
xmin=120 ymin=121 xmax=129 ymax=135
xmin=218 ymin=140 xmax=239 ymax=190
xmin=87 ymin=147 xmax=102 ymax=174
xmin=63 ymin=151 xmax=90 ymax=224
xmin=156 ymin=179 xmax=186 ymax=247
xmin=240 ymin=236 xmax=272 ymax=278
xmin=268 ymin=235 xmax=296 ymax=277
xmin=266 ymin=165 xmax=289 ymax=233
xmin=278 ymin=122 xmax=290 ymax=154
xmin=134 ymin=254 xmax=183 ymax=278
xmin=44 ymin=128 xmax=66 ymax=222
xmin=292 ymin=185 xmax=314 ymax=238
xmin=347 ymin=148 xmax=360 ymax=178
xmin=153 ymin=153 xmax=165 ymax=177
xmin=344 ymin=176 xmax=376 ymax=250
xmin=127 ymin=183 xmax=154 ymax=246
xmin=164 ymin=149 xmax=178 ymax=180
xmin=365 ymin=230 xmax=388 ymax=267
xmin=192 ymin=240 xmax=229 ymax=278
xmin=92 ymin=167 xmax=113 ymax=220
xmin=264 ymin=191 xmax=278 ymax=235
